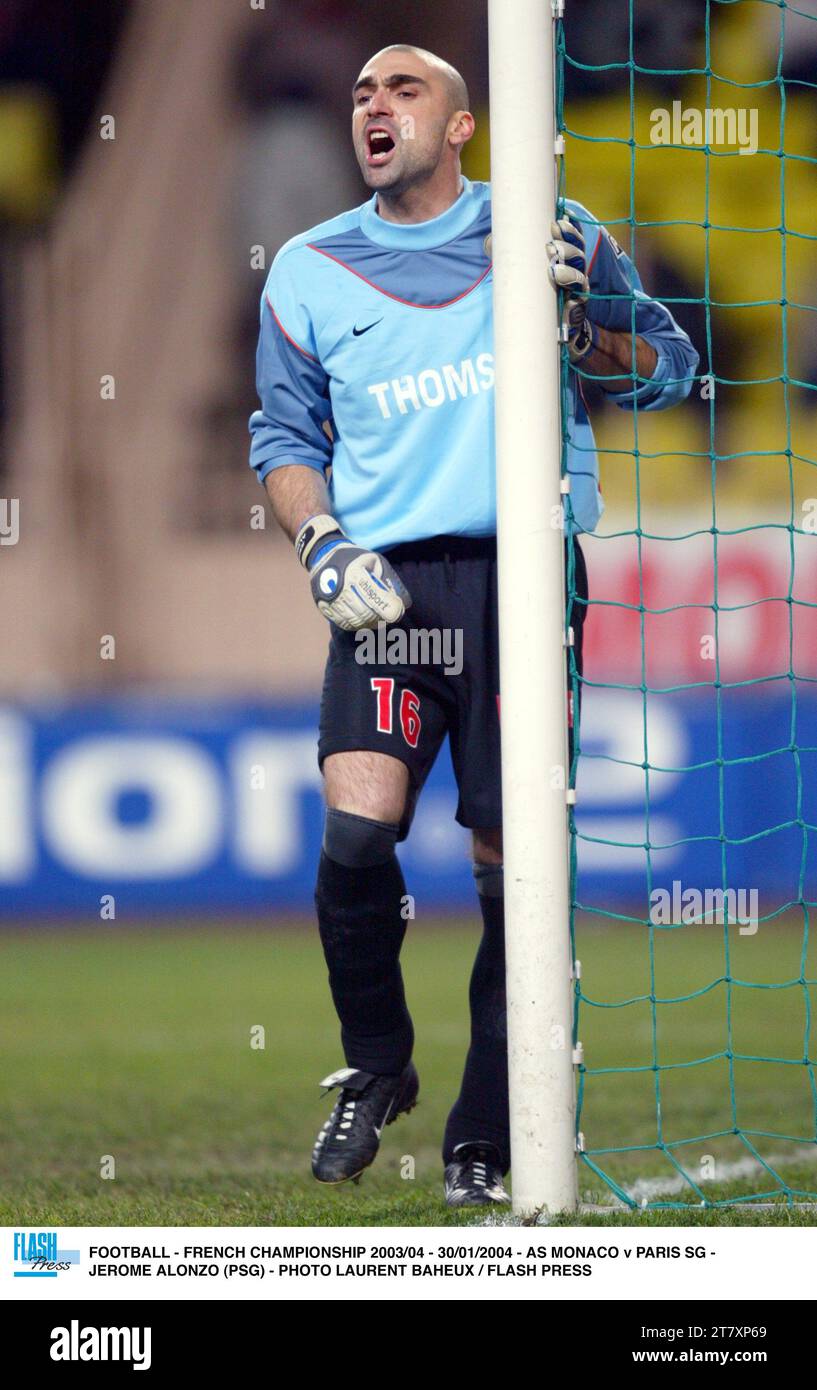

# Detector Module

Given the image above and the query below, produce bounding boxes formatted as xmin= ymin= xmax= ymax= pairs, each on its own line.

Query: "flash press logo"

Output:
xmin=13 ymin=1230 xmax=79 ymax=1278
xmin=50 ymin=1321 xmax=152 ymax=1372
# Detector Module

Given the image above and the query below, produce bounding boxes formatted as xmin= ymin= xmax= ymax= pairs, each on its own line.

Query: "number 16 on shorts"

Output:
xmin=371 ymin=677 xmax=421 ymax=749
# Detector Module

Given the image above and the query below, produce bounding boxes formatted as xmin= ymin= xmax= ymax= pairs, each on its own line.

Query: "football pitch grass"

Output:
xmin=2 ymin=917 xmax=816 ymax=1228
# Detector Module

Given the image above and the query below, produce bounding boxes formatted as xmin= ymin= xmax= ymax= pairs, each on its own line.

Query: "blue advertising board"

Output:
xmin=0 ymin=691 xmax=813 ymax=916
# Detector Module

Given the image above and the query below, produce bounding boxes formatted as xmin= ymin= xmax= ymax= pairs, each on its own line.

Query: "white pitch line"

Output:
xmin=470 ymin=1147 xmax=817 ymax=1225
xmin=619 ymin=1146 xmax=817 ymax=1206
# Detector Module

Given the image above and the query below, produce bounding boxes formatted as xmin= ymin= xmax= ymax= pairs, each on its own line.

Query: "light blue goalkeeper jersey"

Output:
xmin=249 ymin=178 xmax=698 ymax=551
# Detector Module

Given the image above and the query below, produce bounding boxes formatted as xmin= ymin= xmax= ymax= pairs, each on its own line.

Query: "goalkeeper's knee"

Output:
xmin=322 ymin=808 xmax=400 ymax=868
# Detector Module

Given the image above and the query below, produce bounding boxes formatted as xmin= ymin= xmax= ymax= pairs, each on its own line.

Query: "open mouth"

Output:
xmin=366 ymin=126 xmax=396 ymax=166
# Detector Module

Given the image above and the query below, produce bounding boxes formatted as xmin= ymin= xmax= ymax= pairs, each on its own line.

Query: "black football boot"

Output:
xmin=443 ymin=1141 xmax=511 ymax=1207
xmin=311 ymin=1063 xmax=419 ymax=1184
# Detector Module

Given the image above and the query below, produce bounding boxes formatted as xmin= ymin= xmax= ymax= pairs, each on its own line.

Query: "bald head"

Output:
xmin=368 ymin=44 xmax=469 ymax=116
xmin=351 ymin=44 xmax=475 ymax=210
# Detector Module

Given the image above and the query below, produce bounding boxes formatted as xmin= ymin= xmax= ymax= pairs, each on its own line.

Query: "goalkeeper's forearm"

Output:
xmin=263 ymin=462 xmax=411 ymax=631
xmin=583 ymin=327 xmax=658 ymax=393
xmin=264 ymin=464 xmax=332 ymax=542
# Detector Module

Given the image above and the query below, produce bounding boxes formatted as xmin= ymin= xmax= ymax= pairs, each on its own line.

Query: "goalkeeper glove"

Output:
xmin=546 ymin=215 xmax=597 ymax=363
xmin=295 ymin=513 xmax=412 ymax=632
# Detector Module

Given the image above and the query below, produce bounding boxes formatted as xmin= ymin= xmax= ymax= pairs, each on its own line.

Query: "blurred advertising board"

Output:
xmin=0 ymin=688 xmax=813 ymax=916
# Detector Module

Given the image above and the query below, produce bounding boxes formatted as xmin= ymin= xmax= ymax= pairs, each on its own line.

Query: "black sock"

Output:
xmin=443 ymin=865 xmax=510 ymax=1172
xmin=315 ymin=848 xmax=414 ymax=1075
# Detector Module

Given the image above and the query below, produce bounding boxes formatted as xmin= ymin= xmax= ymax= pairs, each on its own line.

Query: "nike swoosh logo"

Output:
xmin=374 ymin=1094 xmax=397 ymax=1140
xmin=353 ymin=319 xmax=382 ymax=336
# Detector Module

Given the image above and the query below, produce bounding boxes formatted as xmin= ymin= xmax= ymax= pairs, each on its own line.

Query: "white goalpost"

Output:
xmin=488 ymin=0 xmax=578 ymax=1215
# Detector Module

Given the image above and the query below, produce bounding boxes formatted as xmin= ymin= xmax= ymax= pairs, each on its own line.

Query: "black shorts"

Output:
xmin=317 ymin=534 xmax=588 ymax=839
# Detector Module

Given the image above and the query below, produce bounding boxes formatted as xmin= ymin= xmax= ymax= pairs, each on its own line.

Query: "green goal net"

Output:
xmin=559 ymin=0 xmax=817 ymax=1210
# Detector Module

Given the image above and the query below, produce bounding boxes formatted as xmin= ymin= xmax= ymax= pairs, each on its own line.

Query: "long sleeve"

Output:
xmin=248 ymin=253 xmax=333 ymax=482
xmin=583 ymin=217 xmax=700 ymax=412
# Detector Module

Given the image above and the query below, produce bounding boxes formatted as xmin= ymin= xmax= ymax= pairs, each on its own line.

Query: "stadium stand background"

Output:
xmin=2 ymin=0 xmax=812 ymax=690
xmin=0 ymin=0 xmax=814 ymax=911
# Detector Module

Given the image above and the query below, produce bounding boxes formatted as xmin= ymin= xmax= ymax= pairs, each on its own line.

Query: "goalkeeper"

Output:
xmin=249 ymin=44 xmax=698 ymax=1207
